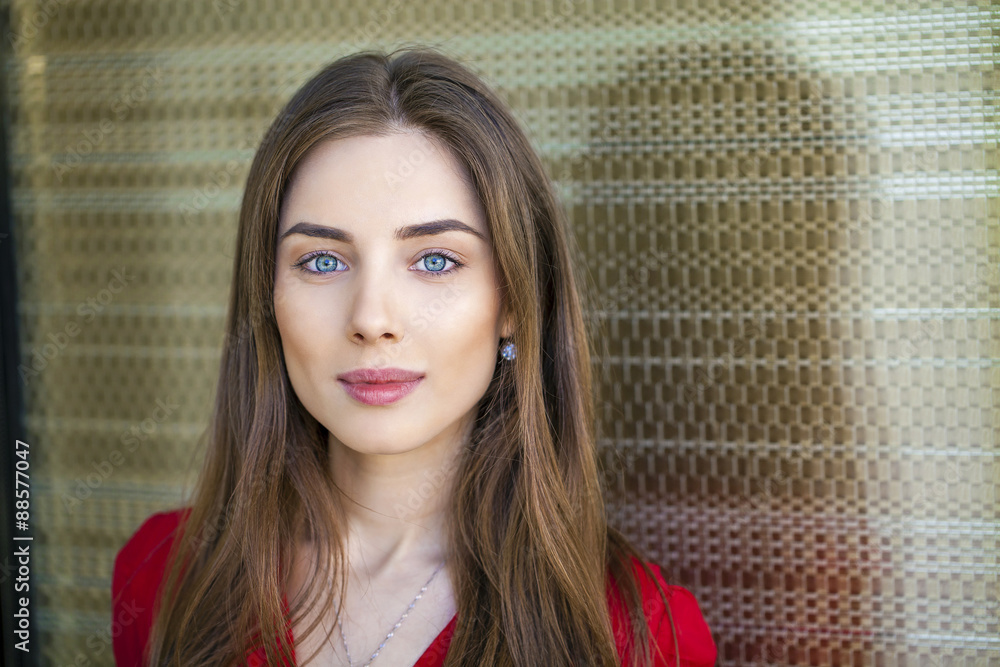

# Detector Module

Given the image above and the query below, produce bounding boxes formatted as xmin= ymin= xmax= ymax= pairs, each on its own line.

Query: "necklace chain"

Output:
xmin=334 ymin=560 xmax=446 ymax=667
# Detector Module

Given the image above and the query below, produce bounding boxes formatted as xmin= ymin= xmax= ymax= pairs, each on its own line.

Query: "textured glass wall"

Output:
xmin=3 ymin=0 xmax=998 ymax=665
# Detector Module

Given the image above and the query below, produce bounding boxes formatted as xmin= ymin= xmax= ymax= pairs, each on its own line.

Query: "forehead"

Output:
xmin=278 ymin=132 xmax=489 ymax=239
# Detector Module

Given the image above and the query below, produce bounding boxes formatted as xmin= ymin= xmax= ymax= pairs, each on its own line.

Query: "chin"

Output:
xmin=328 ymin=427 xmax=422 ymax=456
xmin=352 ymin=441 xmax=418 ymax=456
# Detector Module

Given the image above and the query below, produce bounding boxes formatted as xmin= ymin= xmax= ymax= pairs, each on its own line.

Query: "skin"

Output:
xmin=273 ymin=131 xmax=512 ymax=665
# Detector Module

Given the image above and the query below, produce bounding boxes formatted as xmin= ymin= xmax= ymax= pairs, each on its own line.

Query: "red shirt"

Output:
xmin=112 ymin=509 xmax=716 ymax=666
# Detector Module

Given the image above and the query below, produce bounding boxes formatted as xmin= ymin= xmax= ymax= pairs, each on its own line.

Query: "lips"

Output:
xmin=337 ymin=367 xmax=424 ymax=384
xmin=337 ymin=367 xmax=424 ymax=406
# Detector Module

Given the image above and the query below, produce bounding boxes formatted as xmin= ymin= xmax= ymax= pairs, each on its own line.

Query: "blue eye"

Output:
xmin=423 ymin=254 xmax=447 ymax=271
xmin=313 ymin=255 xmax=339 ymax=272
xmin=295 ymin=252 xmax=343 ymax=274
xmin=415 ymin=251 xmax=463 ymax=276
xmin=293 ymin=250 xmax=463 ymax=277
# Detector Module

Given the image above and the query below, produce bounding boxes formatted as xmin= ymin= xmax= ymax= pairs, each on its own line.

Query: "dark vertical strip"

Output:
xmin=0 ymin=6 xmax=35 ymax=666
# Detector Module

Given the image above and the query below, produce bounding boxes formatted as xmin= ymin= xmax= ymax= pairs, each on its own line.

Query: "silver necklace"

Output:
xmin=334 ymin=560 xmax=446 ymax=667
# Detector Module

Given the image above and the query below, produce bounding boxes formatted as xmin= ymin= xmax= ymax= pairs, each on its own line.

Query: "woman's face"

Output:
xmin=274 ymin=131 xmax=510 ymax=456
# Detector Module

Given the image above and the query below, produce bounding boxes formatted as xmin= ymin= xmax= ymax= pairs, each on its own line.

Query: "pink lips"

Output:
xmin=337 ymin=367 xmax=424 ymax=406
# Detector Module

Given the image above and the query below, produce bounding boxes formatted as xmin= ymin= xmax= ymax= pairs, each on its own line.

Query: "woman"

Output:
xmin=111 ymin=47 xmax=717 ymax=666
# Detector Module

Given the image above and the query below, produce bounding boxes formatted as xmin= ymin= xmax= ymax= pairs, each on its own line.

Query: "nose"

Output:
xmin=345 ymin=261 xmax=404 ymax=349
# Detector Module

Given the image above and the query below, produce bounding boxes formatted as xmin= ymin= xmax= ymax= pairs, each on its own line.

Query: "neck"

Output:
xmin=327 ymin=420 xmax=470 ymax=578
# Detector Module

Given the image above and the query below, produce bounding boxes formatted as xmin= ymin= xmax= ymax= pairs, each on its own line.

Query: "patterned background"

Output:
xmin=2 ymin=0 xmax=998 ymax=665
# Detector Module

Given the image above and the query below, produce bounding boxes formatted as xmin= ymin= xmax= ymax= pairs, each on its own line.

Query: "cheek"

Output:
xmin=273 ymin=286 xmax=333 ymax=375
xmin=426 ymin=283 xmax=501 ymax=357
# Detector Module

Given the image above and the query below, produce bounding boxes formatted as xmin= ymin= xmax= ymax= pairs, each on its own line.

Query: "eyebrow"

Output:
xmin=278 ymin=219 xmax=487 ymax=245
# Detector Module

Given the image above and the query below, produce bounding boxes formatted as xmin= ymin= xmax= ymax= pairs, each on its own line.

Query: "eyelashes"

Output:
xmin=294 ymin=252 xmax=343 ymax=274
xmin=292 ymin=249 xmax=465 ymax=277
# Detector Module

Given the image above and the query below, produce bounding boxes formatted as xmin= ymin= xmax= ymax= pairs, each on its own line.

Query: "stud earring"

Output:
xmin=500 ymin=340 xmax=517 ymax=361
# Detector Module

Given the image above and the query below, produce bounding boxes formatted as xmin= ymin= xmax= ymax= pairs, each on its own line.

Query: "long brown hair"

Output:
xmin=147 ymin=47 xmax=678 ymax=667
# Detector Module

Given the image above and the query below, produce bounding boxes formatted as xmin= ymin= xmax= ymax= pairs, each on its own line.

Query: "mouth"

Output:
xmin=336 ymin=367 xmax=425 ymax=406
xmin=337 ymin=367 xmax=424 ymax=384
xmin=337 ymin=377 xmax=423 ymax=406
